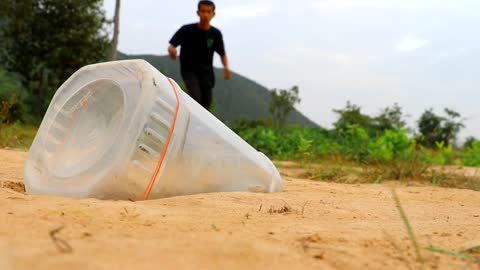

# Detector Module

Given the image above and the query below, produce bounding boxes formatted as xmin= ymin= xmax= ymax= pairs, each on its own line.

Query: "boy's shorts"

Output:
xmin=181 ymin=69 xmax=215 ymax=110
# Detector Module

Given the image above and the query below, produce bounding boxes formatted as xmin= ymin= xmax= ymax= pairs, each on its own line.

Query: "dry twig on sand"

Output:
xmin=49 ymin=226 xmax=73 ymax=253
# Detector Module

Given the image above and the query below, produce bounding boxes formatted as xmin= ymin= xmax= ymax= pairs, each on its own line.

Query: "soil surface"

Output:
xmin=1 ymin=148 xmax=479 ymax=269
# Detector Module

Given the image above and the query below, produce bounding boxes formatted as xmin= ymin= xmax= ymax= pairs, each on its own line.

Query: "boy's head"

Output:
xmin=197 ymin=1 xmax=215 ymax=23
xmin=198 ymin=1 xmax=215 ymax=11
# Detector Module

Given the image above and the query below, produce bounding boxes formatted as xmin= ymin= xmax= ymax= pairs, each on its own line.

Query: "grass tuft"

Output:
xmin=0 ymin=123 xmax=37 ymax=150
xmin=391 ymin=189 xmax=424 ymax=266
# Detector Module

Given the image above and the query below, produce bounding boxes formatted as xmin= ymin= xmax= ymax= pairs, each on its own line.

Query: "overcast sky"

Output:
xmin=103 ymin=0 xmax=479 ymax=141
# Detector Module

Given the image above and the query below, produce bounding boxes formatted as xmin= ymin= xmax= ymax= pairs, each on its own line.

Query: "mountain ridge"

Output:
xmin=119 ymin=53 xmax=318 ymax=127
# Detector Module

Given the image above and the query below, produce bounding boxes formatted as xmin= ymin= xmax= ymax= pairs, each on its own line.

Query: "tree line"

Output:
xmin=267 ymin=87 xmax=476 ymax=148
xmin=0 ymin=0 xmax=120 ymax=122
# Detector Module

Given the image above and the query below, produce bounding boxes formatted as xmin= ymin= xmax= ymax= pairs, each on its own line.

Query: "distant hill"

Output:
xmin=118 ymin=53 xmax=318 ymax=127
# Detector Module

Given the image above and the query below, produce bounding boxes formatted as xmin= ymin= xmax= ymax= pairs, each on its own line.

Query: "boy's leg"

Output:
xmin=198 ymin=70 xmax=215 ymax=110
xmin=181 ymin=71 xmax=202 ymax=104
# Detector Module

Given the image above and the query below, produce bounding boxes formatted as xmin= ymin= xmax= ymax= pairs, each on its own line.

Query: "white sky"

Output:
xmin=103 ymin=0 xmax=479 ymax=141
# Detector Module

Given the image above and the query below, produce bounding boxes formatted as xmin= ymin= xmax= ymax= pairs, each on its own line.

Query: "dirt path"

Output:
xmin=0 ymin=148 xmax=479 ymax=269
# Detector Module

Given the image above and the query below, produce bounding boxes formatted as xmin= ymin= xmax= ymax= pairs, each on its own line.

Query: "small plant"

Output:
xmin=267 ymin=204 xmax=292 ymax=214
xmin=263 ymin=200 xmax=308 ymax=217
xmin=297 ymin=135 xmax=314 ymax=160
xmin=301 ymin=164 xmax=351 ymax=182
xmin=426 ymin=245 xmax=470 ymax=260
xmin=391 ymin=189 xmax=424 ymax=266
xmin=434 ymin=141 xmax=456 ymax=165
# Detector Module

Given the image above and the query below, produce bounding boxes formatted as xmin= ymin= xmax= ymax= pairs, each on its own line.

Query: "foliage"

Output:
xmin=417 ymin=108 xmax=464 ymax=147
xmin=337 ymin=124 xmax=370 ymax=163
xmin=237 ymin=126 xmax=336 ymax=160
xmin=0 ymin=0 xmax=110 ymax=119
xmin=0 ymin=69 xmax=29 ymax=123
xmin=235 ymin=122 xmax=479 ymax=169
xmin=238 ymin=126 xmax=279 ymax=156
xmin=368 ymin=129 xmax=415 ymax=162
xmin=420 ymin=143 xmax=456 ymax=165
xmin=372 ymin=103 xmax=407 ymax=132
xmin=230 ymin=117 xmax=272 ymax=133
xmin=0 ymin=122 xmax=37 ymax=150
xmin=273 ymin=127 xmax=336 ymax=160
xmin=269 ymin=86 xmax=301 ymax=128
xmin=333 ymin=102 xmax=407 ymax=138
xmin=462 ymin=141 xmax=480 ymax=167
xmin=463 ymin=136 xmax=480 ymax=149
xmin=333 ymin=101 xmax=374 ymax=134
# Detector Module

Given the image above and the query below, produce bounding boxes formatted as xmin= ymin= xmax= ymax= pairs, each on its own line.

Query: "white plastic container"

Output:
xmin=24 ymin=60 xmax=282 ymax=200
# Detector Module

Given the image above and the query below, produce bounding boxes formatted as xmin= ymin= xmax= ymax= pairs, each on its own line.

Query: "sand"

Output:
xmin=0 ymin=148 xmax=479 ymax=269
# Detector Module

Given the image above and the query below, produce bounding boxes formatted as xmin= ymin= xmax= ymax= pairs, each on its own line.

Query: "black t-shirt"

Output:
xmin=169 ymin=23 xmax=225 ymax=72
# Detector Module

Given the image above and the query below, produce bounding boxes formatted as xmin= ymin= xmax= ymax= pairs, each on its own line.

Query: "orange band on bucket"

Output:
xmin=143 ymin=78 xmax=180 ymax=200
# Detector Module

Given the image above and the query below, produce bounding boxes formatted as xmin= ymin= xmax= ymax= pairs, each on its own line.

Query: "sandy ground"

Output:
xmin=0 ymin=148 xmax=479 ymax=270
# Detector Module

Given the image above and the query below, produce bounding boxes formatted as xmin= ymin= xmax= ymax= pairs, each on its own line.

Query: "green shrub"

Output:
xmin=462 ymin=141 xmax=480 ymax=167
xmin=0 ymin=122 xmax=37 ymax=150
xmin=235 ymin=124 xmax=474 ymax=170
xmin=0 ymin=69 xmax=29 ymax=123
xmin=338 ymin=125 xmax=370 ymax=163
xmin=238 ymin=126 xmax=279 ymax=156
xmin=237 ymin=126 xmax=338 ymax=160
xmin=368 ymin=129 xmax=415 ymax=162
xmin=421 ymin=141 xmax=456 ymax=165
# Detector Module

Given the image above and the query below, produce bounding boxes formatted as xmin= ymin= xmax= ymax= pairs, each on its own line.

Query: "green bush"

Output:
xmin=337 ymin=125 xmax=370 ymax=163
xmin=235 ymin=124 xmax=477 ymax=169
xmin=238 ymin=126 xmax=279 ymax=156
xmin=462 ymin=141 xmax=480 ymax=167
xmin=279 ymin=128 xmax=333 ymax=159
xmin=421 ymin=142 xmax=457 ymax=165
xmin=237 ymin=126 xmax=338 ymax=160
xmin=231 ymin=117 xmax=273 ymax=133
xmin=368 ymin=129 xmax=415 ymax=162
xmin=0 ymin=69 xmax=29 ymax=123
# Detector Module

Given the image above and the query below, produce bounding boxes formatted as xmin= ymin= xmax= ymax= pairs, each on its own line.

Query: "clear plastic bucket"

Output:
xmin=24 ymin=60 xmax=282 ymax=200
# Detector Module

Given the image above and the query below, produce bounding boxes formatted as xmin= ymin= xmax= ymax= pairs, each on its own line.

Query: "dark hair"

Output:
xmin=198 ymin=1 xmax=215 ymax=11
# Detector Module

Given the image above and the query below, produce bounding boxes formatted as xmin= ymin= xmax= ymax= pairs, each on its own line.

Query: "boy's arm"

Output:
xmin=168 ymin=44 xmax=178 ymax=60
xmin=168 ymin=26 xmax=183 ymax=60
xmin=221 ymin=55 xmax=231 ymax=80
xmin=215 ymin=31 xmax=230 ymax=79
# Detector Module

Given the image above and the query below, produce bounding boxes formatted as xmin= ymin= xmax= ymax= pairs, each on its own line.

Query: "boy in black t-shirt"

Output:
xmin=168 ymin=0 xmax=231 ymax=110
